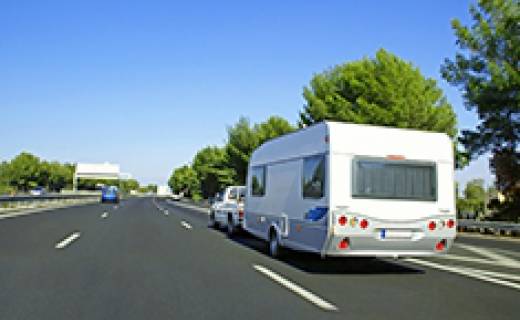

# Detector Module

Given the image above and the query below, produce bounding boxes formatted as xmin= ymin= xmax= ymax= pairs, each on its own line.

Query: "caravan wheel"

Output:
xmin=268 ymin=230 xmax=284 ymax=258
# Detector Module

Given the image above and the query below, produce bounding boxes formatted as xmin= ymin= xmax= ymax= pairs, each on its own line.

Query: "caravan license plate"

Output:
xmin=380 ymin=229 xmax=413 ymax=239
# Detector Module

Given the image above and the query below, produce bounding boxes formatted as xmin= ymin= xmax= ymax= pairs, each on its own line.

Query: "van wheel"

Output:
xmin=208 ymin=212 xmax=217 ymax=229
xmin=268 ymin=230 xmax=284 ymax=258
xmin=227 ymin=214 xmax=236 ymax=237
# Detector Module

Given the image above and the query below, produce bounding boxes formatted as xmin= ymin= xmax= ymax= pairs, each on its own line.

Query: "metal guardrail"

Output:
xmin=0 ymin=193 xmax=99 ymax=202
xmin=458 ymin=219 xmax=520 ymax=237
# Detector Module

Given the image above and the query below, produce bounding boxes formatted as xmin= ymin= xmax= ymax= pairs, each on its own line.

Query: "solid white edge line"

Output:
xmin=180 ymin=221 xmax=192 ymax=229
xmin=55 ymin=232 xmax=81 ymax=249
xmin=405 ymin=258 xmax=520 ymax=291
xmin=253 ymin=264 xmax=338 ymax=311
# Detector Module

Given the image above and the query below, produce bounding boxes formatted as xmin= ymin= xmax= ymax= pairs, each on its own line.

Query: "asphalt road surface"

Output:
xmin=1 ymin=197 xmax=518 ymax=320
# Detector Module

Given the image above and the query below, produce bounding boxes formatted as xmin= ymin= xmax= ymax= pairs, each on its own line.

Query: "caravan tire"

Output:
xmin=268 ymin=230 xmax=284 ymax=258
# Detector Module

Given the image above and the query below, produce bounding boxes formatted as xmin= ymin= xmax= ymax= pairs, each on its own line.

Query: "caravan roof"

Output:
xmin=250 ymin=121 xmax=453 ymax=166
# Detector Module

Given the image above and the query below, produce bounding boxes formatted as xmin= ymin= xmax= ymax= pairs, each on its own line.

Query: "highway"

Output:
xmin=0 ymin=197 xmax=518 ymax=319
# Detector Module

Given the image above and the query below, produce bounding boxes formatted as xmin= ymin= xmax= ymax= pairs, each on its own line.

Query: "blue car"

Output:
xmin=101 ymin=186 xmax=119 ymax=203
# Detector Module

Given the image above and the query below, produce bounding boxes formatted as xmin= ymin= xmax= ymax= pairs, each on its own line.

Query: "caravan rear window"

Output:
xmin=251 ymin=166 xmax=266 ymax=196
xmin=352 ymin=158 xmax=436 ymax=201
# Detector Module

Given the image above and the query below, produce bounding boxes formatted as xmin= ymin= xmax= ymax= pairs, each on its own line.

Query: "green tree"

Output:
xmin=120 ymin=179 xmax=140 ymax=193
xmin=192 ymin=146 xmax=235 ymax=198
xmin=225 ymin=117 xmax=259 ymax=185
xmin=168 ymin=165 xmax=200 ymax=197
xmin=4 ymin=152 xmax=43 ymax=191
xmin=0 ymin=161 xmax=13 ymax=194
xmin=441 ymin=0 xmax=519 ymax=220
xmin=457 ymin=179 xmax=487 ymax=218
xmin=226 ymin=116 xmax=295 ymax=184
xmin=146 ymin=184 xmax=158 ymax=193
xmin=254 ymin=116 xmax=296 ymax=143
xmin=300 ymin=49 xmax=457 ymax=135
xmin=299 ymin=49 xmax=462 ymax=165
xmin=43 ymin=161 xmax=73 ymax=192
xmin=465 ymin=179 xmax=487 ymax=216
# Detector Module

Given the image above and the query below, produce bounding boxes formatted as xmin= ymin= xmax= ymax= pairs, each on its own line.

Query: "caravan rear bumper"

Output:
xmin=322 ymin=234 xmax=455 ymax=258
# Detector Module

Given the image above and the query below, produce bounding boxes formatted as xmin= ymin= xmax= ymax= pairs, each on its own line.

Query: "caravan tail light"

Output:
xmin=435 ymin=239 xmax=447 ymax=251
xmin=428 ymin=221 xmax=437 ymax=231
xmin=338 ymin=215 xmax=347 ymax=226
xmin=446 ymin=219 xmax=455 ymax=228
xmin=338 ymin=238 xmax=349 ymax=250
xmin=360 ymin=219 xmax=369 ymax=229
xmin=238 ymin=210 xmax=244 ymax=219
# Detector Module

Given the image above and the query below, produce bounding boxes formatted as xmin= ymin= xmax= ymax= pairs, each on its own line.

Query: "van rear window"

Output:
xmin=352 ymin=158 xmax=436 ymax=201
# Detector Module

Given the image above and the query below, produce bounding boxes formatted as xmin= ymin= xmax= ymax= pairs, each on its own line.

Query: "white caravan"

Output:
xmin=244 ymin=121 xmax=456 ymax=258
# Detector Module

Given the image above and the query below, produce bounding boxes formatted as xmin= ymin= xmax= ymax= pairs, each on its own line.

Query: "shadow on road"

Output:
xmin=212 ymin=228 xmax=424 ymax=275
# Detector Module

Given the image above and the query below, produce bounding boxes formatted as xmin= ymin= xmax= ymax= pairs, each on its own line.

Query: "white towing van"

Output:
xmin=244 ymin=121 xmax=456 ymax=258
xmin=208 ymin=186 xmax=246 ymax=236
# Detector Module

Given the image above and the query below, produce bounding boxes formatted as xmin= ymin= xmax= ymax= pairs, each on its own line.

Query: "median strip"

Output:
xmin=253 ymin=264 xmax=338 ymax=311
xmin=55 ymin=232 xmax=81 ymax=249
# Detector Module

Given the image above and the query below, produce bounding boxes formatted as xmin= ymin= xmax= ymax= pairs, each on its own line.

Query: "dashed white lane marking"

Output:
xmin=55 ymin=232 xmax=81 ymax=249
xmin=405 ymin=258 xmax=520 ymax=291
xmin=455 ymin=243 xmax=519 ymax=265
xmin=152 ymin=199 xmax=165 ymax=212
xmin=180 ymin=221 xmax=192 ymax=229
xmin=101 ymin=212 xmax=109 ymax=219
xmin=253 ymin=264 xmax=338 ymax=311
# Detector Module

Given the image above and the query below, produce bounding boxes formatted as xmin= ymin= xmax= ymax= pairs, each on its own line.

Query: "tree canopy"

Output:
xmin=226 ymin=116 xmax=294 ymax=184
xmin=457 ymin=179 xmax=488 ymax=218
xmin=0 ymin=152 xmax=75 ymax=192
xmin=442 ymin=0 xmax=519 ymax=220
xmin=225 ymin=117 xmax=261 ymax=185
xmin=192 ymin=146 xmax=235 ymax=198
xmin=168 ymin=115 xmax=294 ymax=199
xmin=168 ymin=165 xmax=200 ymax=197
xmin=300 ymin=49 xmax=458 ymax=138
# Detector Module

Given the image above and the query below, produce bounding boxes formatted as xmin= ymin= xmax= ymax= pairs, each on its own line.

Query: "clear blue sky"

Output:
xmin=0 ymin=0 xmax=490 ymax=187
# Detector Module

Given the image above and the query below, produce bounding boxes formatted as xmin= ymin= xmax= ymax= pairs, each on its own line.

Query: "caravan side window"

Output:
xmin=302 ymin=155 xmax=325 ymax=199
xmin=251 ymin=166 xmax=266 ymax=196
